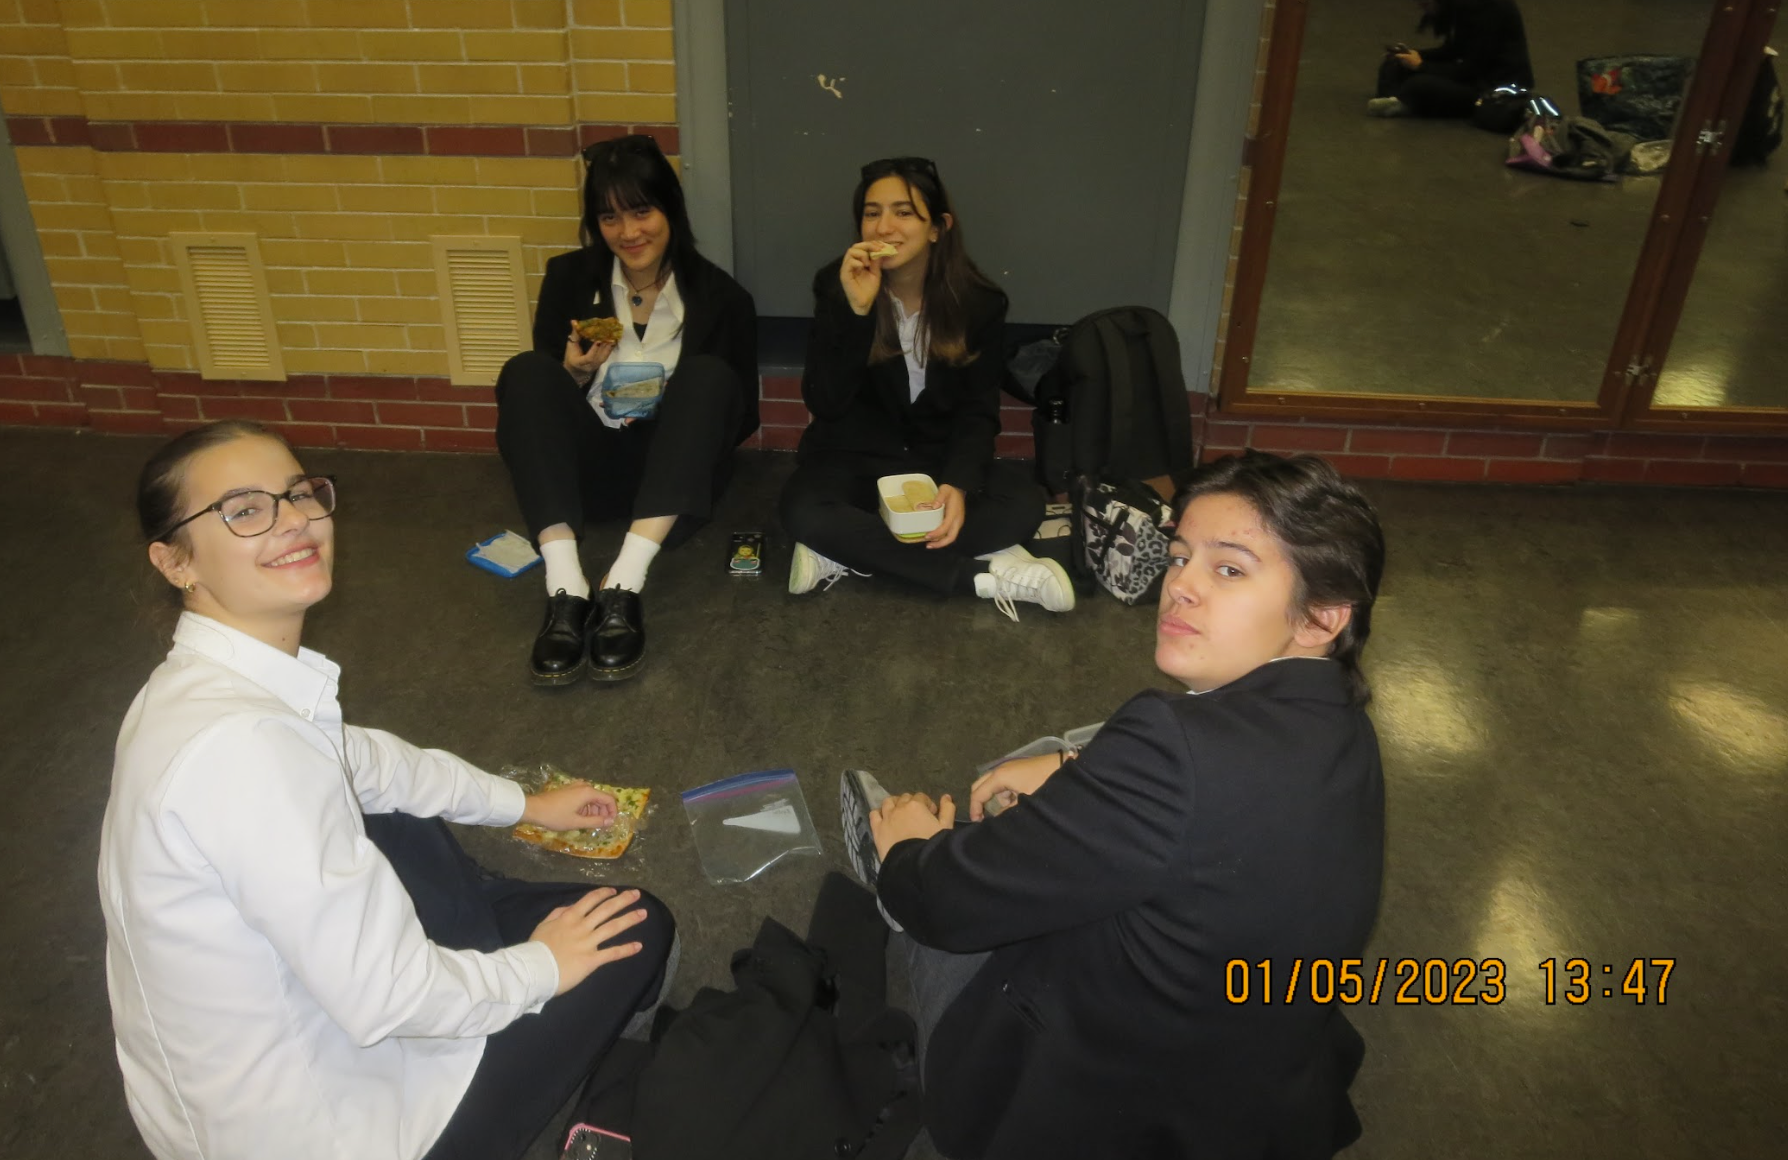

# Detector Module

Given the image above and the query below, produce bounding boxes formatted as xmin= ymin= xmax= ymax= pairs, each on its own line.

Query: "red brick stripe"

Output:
xmin=4 ymin=353 xmax=1785 ymax=482
xmin=6 ymin=115 xmax=675 ymax=158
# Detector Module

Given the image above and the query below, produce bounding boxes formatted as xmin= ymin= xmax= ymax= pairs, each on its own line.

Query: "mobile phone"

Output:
xmin=727 ymin=531 xmax=765 ymax=577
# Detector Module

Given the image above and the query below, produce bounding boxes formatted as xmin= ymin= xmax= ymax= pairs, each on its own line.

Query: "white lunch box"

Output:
xmin=877 ymin=473 xmax=944 ymax=542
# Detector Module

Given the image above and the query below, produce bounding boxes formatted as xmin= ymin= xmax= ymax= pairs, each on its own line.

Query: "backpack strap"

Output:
xmin=1092 ymin=314 xmax=1137 ymax=477
xmin=1140 ymin=313 xmax=1194 ymax=477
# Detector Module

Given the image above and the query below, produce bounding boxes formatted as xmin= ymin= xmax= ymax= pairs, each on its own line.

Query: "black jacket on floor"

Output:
xmin=879 ymin=658 xmax=1385 ymax=1160
xmin=797 ymin=261 xmax=1007 ymax=493
xmin=531 ymin=246 xmax=760 ymax=443
xmin=576 ymin=875 xmax=921 ymax=1160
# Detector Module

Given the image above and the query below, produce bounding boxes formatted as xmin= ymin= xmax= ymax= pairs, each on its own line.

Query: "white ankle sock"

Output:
xmin=604 ymin=532 xmax=661 ymax=593
xmin=540 ymin=538 xmax=589 ymax=600
xmin=973 ymin=571 xmax=997 ymax=598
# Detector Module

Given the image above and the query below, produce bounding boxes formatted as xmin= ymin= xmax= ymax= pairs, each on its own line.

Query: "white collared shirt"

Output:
xmin=891 ymin=295 xmax=928 ymax=403
xmin=98 ymin=613 xmax=557 ymax=1160
xmin=591 ymin=268 xmax=686 ymax=427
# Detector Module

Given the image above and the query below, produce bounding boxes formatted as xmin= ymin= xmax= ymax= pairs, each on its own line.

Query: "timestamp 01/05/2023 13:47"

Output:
xmin=1222 ymin=958 xmax=1677 ymax=1006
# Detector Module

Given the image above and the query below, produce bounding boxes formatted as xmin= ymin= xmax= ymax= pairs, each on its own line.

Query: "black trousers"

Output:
xmin=780 ymin=457 xmax=1044 ymax=594
xmin=1376 ymin=57 xmax=1480 ymax=118
xmin=495 ymin=349 xmax=745 ymax=546
xmin=362 ymin=812 xmax=676 ymax=1160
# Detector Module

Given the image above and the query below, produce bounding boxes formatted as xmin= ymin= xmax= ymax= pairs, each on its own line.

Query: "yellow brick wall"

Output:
xmin=101 ymin=151 xmax=588 ymax=375
xmin=1 ymin=0 xmax=680 ymax=377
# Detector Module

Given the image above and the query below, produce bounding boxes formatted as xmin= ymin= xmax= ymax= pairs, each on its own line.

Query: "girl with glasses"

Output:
xmin=779 ymin=157 xmax=1072 ymax=619
xmin=496 ymin=133 xmax=759 ymax=684
xmin=101 ymin=421 xmax=677 ymax=1160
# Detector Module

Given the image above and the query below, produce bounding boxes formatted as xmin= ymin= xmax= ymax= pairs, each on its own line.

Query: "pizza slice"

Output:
xmin=574 ymin=315 xmax=625 ymax=345
xmin=512 ymin=771 xmax=651 ymax=860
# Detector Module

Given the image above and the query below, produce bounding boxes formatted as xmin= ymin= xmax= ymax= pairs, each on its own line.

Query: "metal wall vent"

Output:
xmin=432 ymin=236 xmax=528 ymax=387
xmin=171 ymin=232 xmax=285 ymax=381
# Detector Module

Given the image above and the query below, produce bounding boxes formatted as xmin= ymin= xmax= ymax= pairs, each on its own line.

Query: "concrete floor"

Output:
xmin=1253 ymin=0 xmax=1786 ymax=408
xmin=2 ymin=427 xmax=1786 ymax=1158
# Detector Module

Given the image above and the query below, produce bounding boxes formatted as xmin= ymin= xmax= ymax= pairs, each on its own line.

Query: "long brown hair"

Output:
xmin=852 ymin=157 xmax=1004 ymax=367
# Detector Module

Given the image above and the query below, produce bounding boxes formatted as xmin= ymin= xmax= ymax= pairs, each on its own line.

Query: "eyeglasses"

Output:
xmin=860 ymin=156 xmax=940 ymax=182
xmin=582 ymin=134 xmax=666 ymax=165
xmin=157 ymin=476 xmax=337 ymax=541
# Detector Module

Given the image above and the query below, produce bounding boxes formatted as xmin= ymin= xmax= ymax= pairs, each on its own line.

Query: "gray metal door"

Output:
xmin=725 ymin=0 xmax=1206 ymax=323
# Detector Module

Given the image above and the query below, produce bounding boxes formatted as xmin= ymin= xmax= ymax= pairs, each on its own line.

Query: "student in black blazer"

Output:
xmin=778 ymin=157 xmax=1070 ymax=620
xmin=859 ymin=451 xmax=1388 ymax=1159
xmin=495 ymin=135 xmax=758 ymax=685
xmin=1370 ymin=0 xmax=1532 ymax=119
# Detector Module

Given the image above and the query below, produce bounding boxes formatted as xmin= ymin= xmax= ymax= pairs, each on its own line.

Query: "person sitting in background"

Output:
xmin=102 ymin=421 xmax=676 ymax=1160
xmin=1370 ymin=0 xmax=1533 ymax=119
xmin=778 ymin=156 xmax=1070 ymax=620
xmin=845 ymin=451 xmax=1387 ymax=1158
xmin=495 ymin=133 xmax=758 ymax=684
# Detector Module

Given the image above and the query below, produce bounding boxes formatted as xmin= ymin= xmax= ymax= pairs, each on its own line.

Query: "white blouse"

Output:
xmin=591 ymin=267 xmax=686 ymax=427
xmin=98 ymin=613 xmax=558 ymax=1160
xmin=891 ymin=294 xmax=928 ymax=403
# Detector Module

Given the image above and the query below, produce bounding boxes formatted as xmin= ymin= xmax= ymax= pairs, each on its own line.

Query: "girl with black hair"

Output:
xmin=103 ymin=421 xmax=676 ymax=1160
xmin=1371 ymin=0 xmax=1533 ymax=119
xmin=849 ymin=451 xmax=1387 ymax=1158
xmin=496 ymin=134 xmax=758 ymax=684
xmin=779 ymin=157 xmax=1070 ymax=619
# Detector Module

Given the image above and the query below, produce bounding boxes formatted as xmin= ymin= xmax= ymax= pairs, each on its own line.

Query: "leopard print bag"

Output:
xmin=1071 ymin=477 xmax=1174 ymax=605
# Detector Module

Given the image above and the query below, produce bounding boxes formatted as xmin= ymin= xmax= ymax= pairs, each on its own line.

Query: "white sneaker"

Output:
xmin=789 ymin=542 xmax=869 ymax=595
xmin=1366 ymin=96 xmax=1410 ymax=118
xmin=976 ymin=545 xmax=1076 ymax=621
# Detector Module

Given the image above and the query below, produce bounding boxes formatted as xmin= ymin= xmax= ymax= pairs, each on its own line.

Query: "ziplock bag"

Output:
xmin=680 ymin=768 xmax=821 ymax=885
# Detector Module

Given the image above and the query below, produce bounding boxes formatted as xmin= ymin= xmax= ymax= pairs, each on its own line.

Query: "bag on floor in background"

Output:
xmin=1731 ymin=48 xmax=1783 ymax=166
xmin=1577 ymin=53 xmax=1696 ymax=142
xmin=1507 ymin=98 xmax=1634 ymax=182
xmin=1070 ymin=475 xmax=1174 ymax=605
xmin=1030 ymin=306 xmax=1195 ymax=496
xmin=1472 ymin=85 xmax=1536 ymax=135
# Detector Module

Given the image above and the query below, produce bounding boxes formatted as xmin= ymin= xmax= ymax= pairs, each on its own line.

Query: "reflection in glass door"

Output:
xmin=1242 ymin=0 xmax=1712 ymax=405
xmin=1649 ymin=113 xmax=1788 ymax=410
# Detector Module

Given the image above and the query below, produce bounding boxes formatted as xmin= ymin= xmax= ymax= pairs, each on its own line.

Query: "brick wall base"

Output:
xmin=1196 ymin=408 xmax=1788 ymax=489
xmin=4 ymin=356 xmax=1785 ymax=488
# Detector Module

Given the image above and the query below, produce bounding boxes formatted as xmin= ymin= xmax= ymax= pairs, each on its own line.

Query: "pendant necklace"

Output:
xmin=625 ymin=264 xmax=666 ymax=308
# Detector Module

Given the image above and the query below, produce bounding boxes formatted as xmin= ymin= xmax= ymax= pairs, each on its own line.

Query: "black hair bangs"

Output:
xmin=589 ymin=171 xmax=658 ymax=217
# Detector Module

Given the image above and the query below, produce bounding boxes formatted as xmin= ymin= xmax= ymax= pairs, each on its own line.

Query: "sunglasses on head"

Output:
xmin=860 ymin=156 xmax=941 ymax=182
xmin=582 ymin=134 xmax=666 ymax=165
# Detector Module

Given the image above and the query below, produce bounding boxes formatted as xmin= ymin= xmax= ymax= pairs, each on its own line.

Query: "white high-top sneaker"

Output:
xmin=976 ymin=545 xmax=1076 ymax=621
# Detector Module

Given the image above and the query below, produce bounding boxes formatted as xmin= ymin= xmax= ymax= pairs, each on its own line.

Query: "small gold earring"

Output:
xmin=183 ymin=581 xmax=196 ymax=594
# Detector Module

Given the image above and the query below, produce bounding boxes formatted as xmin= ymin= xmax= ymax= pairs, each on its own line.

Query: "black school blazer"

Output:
xmin=531 ymin=246 xmax=760 ymax=443
xmin=879 ymin=658 xmax=1385 ymax=1160
xmin=796 ymin=260 xmax=1007 ymax=493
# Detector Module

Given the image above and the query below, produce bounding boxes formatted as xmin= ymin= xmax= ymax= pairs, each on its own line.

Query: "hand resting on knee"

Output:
xmin=530 ymin=888 xmax=651 ymax=995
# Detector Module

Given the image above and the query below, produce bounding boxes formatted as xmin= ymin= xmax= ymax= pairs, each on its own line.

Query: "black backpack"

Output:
xmin=1029 ymin=306 xmax=1195 ymax=495
xmin=1731 ymin=49 xmax=1783 ymax=167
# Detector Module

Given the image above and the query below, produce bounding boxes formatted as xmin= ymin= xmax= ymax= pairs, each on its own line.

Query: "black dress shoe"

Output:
xmin=530 ymin=589 xmax=591 ymax=686
xmin=588 ymin=587 xmax=645 ymax=681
